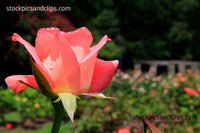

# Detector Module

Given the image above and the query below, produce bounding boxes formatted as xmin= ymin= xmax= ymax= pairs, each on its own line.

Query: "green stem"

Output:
xmin=51 ymin=97 xmax=65 ymax=133
xmin=142 ymin=119 xmax=147 ymax=133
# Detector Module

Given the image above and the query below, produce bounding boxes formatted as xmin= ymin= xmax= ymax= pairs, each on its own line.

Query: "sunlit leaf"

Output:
xmin=81 ymin=93 xmax=116 ymax=99
xmin=58 ymin=93 xmax=77 ymax=124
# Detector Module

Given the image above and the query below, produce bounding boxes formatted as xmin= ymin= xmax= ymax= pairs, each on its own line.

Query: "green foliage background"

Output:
xmin=1 ymin=71 xmax=200 ymax=132
xmin=2 ymin=0 xmax=200 ymax=72
xmin=66 ymin=0 xmax=200 ymax=68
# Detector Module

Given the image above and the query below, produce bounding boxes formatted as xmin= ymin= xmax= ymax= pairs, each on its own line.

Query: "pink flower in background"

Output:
xmin=5 ymin=27 xmax=118 ymax=96
xmin=180 ymin=77 xmax=187 ymax=82
xmin=118 ymin=127 xmax=131 ymax=133
xmin=197 ymin=88 xmax=200 ymax=94
xmin=5 ymin=123 xmax=12 ymax=129
xmin=151 ymin=89 xmax=157 ymax=97
xmin=172 ymin=77 xmax=179 ymax=82
xmin=176 ymin=73 xmax=183 ymax=78
xmin=184 ymin=87 xmax=198 ymax=96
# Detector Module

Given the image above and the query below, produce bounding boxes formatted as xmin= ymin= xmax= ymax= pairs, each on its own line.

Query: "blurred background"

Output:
xmin=1 ymin=0 xmax=200 ymax=132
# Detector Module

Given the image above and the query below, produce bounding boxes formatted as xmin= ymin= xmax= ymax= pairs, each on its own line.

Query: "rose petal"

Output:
xmin=88 ymin=59 xmax=119 ymax=93
xmin=5 ymin=75 xmax=39 ymax=93
xmin=61 ymin=27 xmax=93 ymax=62
xmin=35 ymin=28 xmax=80 ymax=94
xmin=81 ymin=35 xmax=111 ymax=63
xmin=12 ymin=33 xmax=41 ymax=65
xmin=79 ymin=35 xmax=111 ymax=93
xmin=79 ymin=53 xmax=97 ymax=93
xmin=12 ymin=33 xmax=55 ymax=91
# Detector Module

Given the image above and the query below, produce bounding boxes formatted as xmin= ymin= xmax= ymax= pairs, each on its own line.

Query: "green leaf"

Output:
xmin=52 ymin=97 xmax=61 ymax=103
xmin=81 ymin=93 xmax=116 ymax=99
xmin=58 ymin=93 xmax=77 ymax=124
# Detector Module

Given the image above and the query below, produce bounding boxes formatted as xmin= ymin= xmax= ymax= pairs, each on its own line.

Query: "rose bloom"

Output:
xmin=118 ymin=128 xmax=131 ymax=133
xmin=5 ymin=27 xmax=118 ymax=96
xmin=184 ymin=87 xmax=198 ymax=96
xmin=180 ymin=77 xmax=187 ymax=82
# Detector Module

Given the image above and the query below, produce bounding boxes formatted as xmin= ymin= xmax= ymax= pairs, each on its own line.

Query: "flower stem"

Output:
xmin=51 ymin=97 xmax=65 ymax=133
xmin=142 ymin=119 xmax=147 ymax=133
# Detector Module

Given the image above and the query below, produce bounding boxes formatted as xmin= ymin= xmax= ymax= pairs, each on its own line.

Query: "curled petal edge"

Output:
xmin=5 ymin=75 xmax=39 ymax=93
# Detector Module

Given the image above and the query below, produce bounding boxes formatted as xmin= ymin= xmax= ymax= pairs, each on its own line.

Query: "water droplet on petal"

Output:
xmin=49 ymin=64 xmax=53 ymax=70
xmin=46 ymin=60 xmax=54 ymax=70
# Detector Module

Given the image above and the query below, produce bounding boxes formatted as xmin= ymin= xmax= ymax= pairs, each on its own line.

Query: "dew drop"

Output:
xmin=49 ymin=64 xmax=53 ymax=70
xmin=46 ymin=60 xmax=54 ymax=70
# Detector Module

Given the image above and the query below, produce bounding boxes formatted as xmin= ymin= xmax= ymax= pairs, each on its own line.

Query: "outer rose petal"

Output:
xmin=61 ymin=27 xmax=93 ymax=62
xmin=88 ymin=59 xmax=119 ymax=93
xmin=5 ymin=75 xmax=39 ymax=93
xmin=81 ymin=35 xmax=111 ymax=63
xmin=79 ymin=53 xmax=97 ymax=93
xmin=12 ymin=33 xmax=55 ymax=92
xmin=79 ymin=35 xmax=111 ymax=93
xmin=12 ymin=33 xmax=45 ymax=72
xmin=35 ymin=28 xmax=80 ymax=94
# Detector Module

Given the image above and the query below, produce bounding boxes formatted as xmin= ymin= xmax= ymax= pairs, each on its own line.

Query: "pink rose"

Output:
xmin=5 ymin=27 xmax=118 ymax=96
xmin=184 ymin=87 xmax=198 ymax=96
